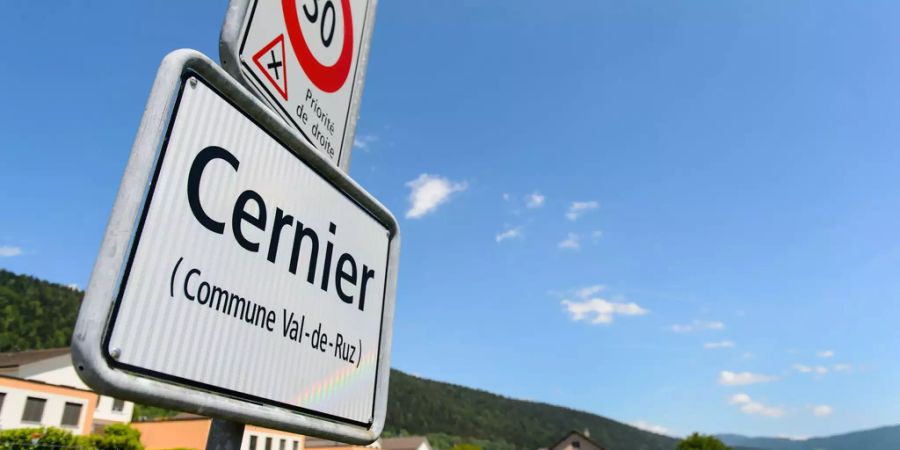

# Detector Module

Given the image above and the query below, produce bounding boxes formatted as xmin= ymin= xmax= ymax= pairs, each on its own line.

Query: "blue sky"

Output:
xmin=2 ymin=0 xmax=900 ymax=440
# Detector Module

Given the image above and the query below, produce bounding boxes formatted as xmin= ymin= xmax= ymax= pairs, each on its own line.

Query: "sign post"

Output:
xmin=220 ymin=0 xmax=377 ymax=172
xmin=72 ymin=49 xmax=399 ymax=445
xmin=205 ymin=419 xmax=245 ymax=450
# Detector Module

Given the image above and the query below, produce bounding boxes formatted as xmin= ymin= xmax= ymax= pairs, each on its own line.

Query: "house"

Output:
xmin=0 ymin=347 xmax=132 ymax=433
xmin=132 ymin=414 xmax=307 ymax=450
xmin=0 ymin=374 xmax=98 ymax=434
xmin=547 ymin=430 xmax=608 ymax=450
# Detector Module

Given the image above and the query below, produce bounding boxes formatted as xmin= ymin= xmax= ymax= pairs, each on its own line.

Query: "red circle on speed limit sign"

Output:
xmin=282 ymin=0 xmax=354 ymax=93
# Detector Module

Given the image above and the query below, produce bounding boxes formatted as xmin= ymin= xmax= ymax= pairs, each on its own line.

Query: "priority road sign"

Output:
xmin=71 ymin=49 xmax=399 ymax=444
xmin=220 ymin=0 xmax=377 ymax=172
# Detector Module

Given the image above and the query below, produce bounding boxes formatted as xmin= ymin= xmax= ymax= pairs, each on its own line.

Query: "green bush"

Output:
xmin=0 ymin=427 xmax=82 ymax=449
xmin=83 ymin=424 xmax=144 ymax=450
xmin=0 ymin=424 xmax=144 ymax=450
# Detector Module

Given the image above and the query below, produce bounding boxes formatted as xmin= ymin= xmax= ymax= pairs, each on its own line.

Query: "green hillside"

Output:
xmin=0 ymin=269 xmax=81 ymax=352
xmin=386 ymin=369 xmax=677 ymax=450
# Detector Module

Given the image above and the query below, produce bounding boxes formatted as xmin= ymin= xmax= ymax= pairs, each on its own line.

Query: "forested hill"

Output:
xmin=386 ymin=370 xmax=678 ymax=450
xmin=0 ymin=268 xmax=678 ymax=450
xmin=5 ymin=268 xmax=895 ymax=450
xmin=0 ymin=269 xmax=81 ymax=352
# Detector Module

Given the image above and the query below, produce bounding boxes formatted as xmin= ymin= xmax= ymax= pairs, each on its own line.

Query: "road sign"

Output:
xmin=72 ymin=49 xmax=399 ymax=444
xmin=220 ymin=0 xmax=377 ymax=172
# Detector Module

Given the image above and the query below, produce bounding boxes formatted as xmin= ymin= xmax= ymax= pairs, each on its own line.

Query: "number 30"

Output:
xmin=303 ymin=0 xmax=336 ymax=48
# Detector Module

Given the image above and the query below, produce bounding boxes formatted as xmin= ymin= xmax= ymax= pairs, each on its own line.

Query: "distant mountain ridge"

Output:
xmin=719 ymin=425 xmax=900 ymax=450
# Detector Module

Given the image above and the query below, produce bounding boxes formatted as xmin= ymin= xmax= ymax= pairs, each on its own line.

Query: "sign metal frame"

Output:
xmin=219 ymin=0 xmax=378 ymax=173
xmin=71 ymin=49 xmax=399 ymax=444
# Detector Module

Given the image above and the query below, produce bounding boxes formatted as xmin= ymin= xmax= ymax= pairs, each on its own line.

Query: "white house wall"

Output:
xmin=15 ymin=354 xmax=133 ymax=424
xmin=0 ymin=383 xmax=89 ymax=434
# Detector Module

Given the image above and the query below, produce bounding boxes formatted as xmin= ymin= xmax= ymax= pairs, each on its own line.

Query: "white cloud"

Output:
xmin=66 ymin=283 xmax=80 ymax=291
xmin=668 ymin=320 xmax=725 ymax=333
xmin=793 ymin=364 xmax=829 ymax=375
xmin=562 ymin=297 xmax=648 ymax=325
xmin=591 ymin=230 xmax=603 ymax=243
xmin=558 ymin=232 xmax=580 ymax=250
xmin=405 ymin=174 xmax=467 ymax=219
xmin=704 ymin=341 xmax=735 ymax=349
xmin=832 ymin=363 xmax=852 ymax=372
xmin=574 ymin=285 xmax=605 ymax=299
xmin=526 ymin=192 xmax=545 ymax=209
xmin=631 ymin=420 xmax=670 ymax=436
xmin=496 ymin=227 xmax=523 ymax=243
xmin=812 ymin=405 xmax=833 ymax=417
xmin=502 ymin=193 xmax=511 ymax=201
xmin=729 ymin=393 xmax=785 ymax=418
xmin=719 ymin=371 xmax=776 ymax=386
xmin=566 ymin=201 xmax=599 ymax=220
xmin=817 ymin=350 xmax=835 ymax=358
xmin=352 ymin=134 xmax=378 ymax=151
xmin=0 ymin=246 xmax=22 ymax=257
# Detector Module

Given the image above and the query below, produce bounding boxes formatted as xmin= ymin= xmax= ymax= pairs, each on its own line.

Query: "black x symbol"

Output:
xmin=267 ymin=50 xmax=283 ymax=80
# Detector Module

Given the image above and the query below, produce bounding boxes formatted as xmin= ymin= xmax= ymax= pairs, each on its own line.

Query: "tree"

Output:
xmin=451 ymin=444 xmax=483 ymax=450
xmin=677 ymin=433 xmax=731 ymax=450
xmin=84 ymin=423 xmax=144 ymax=450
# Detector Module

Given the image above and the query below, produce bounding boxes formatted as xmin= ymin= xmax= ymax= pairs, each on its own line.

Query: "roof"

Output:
xmin=304 ymin=438 xmax=350 ymax=448
xmin=0 ymin=373 xmax=94 ymax=395
xmin=305 ymin=437 xmax=382 ymax=448
xmin=381 ymin=436 xmax=428 ymax=450
xmin=547 ymin=430 xmax=607 ymax=450
xmin=0 ymin=347 xmax=70 ymax=369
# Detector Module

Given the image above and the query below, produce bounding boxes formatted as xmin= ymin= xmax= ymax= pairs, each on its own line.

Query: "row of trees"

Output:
xmin=0 ymin=424 xmax=144 ymax=450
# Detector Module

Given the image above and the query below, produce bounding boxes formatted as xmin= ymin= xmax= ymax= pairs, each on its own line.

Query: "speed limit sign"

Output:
xmin=220 ymin=0 xmax=377 ymax=171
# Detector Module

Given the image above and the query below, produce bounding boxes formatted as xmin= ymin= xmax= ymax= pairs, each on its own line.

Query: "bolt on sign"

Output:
xmin=72 ymin=50 xmax=399 ymax=444
xmin=221 ymin=0 xmax=377 ymax=172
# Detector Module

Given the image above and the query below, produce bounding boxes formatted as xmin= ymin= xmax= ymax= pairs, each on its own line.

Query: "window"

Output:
xmin=112 ymin=398 xmax=125 ymax=412
xmin=280 ymin=439 xmax=286 ymax=450
xmin=249 ymin=436 xmax=258 ymax=450
xmin=293 ymin=441 xmax=299 ymax=450
xmin=571 ymin=442 xmax=581 ymax=449
xmin=21 ymin=397 xmax=46 ymax=423
xmin=266 ymin=437 xmax=273 ymax=450
xmin=61 ymin=402 xmax=82 ymax=427
xmin=0 ymin=392 xmax=5 ymax=414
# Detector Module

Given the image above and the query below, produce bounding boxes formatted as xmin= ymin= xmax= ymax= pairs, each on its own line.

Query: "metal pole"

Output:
xmin=206 ymin=418 xmax=245 ymax=450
